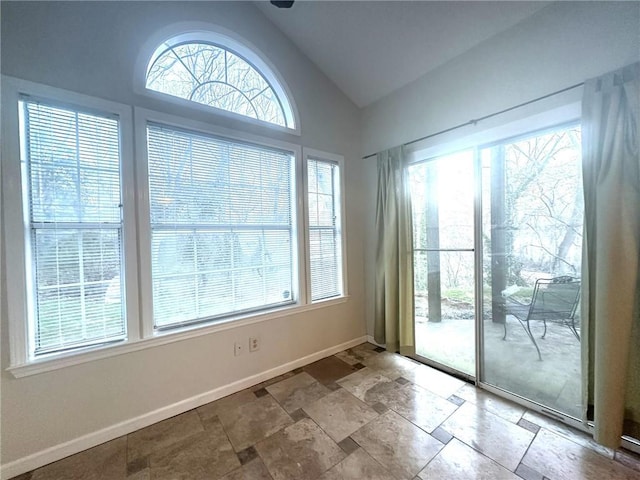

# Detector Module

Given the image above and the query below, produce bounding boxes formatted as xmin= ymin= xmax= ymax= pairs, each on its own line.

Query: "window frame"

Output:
xmin=2 ymin=77 xmax=347 ymax=378
xmin=406 ymin=102 xmax=582 ymax=164
xmin=302 ymin=148 xmax=348 ymax=303
xmin=133 ymin=23 xmax=300 ymax=135
xmin=134 ymin=107 xmax=305 ymax=338
xmin=2 ymin=77 xmax=140 ymax=369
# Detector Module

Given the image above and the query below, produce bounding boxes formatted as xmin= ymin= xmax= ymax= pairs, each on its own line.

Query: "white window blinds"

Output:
xmin=307 ymin=158 xmax=343 ymax=301
xmin=21 ymin=100 xmax=126 ymax=356
xmin=146 ymin=123 xmax=295 ymax=328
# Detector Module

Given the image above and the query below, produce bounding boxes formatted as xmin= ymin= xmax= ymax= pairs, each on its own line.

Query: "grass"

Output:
xmin=36 ymin=297 xmax=123 ymax=351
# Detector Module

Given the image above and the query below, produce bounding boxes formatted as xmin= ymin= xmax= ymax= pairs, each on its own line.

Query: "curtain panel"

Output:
xmin=581 ymin=62 xmax=640 ymax=448
xmin=374 ymin=146 xmax=415 ymax=355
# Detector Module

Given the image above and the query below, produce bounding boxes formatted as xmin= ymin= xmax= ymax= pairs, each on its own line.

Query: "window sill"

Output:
xmin=7 ymin=296 xmax=349 ymax=378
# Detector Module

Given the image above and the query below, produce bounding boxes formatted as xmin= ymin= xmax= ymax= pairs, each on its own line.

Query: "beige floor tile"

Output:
xmin=127 ymin=410 xmax=204 ymax=463
xmin=337 ymin=367 xmax=398 ymax=405
xmin=218 ymin=395 xmax=293 ymax=451
xmin=402 ymin=364 xmax=466 ymax=399
xmin=218 ymin=458 xmax=274 ymax=480
xmin=522 ymin=428 xmax=640 ymax=480
xmin=381 ymin=383 xmax=459 ymax=433
xmin=418 ymin=438 xmax=520 ymax=479
xmin=255 ymin=418 xmax=345 ymax=480
xmin=454 ymin=383 xmax=525 ymax=424
xmin=126 ymin=469 xmax=150 ymax=480
xmin=147 ymin=417 xmax=239 ymax=479
xmin=441 ymin=401 xmax=534 ymax=471
xmin=251 ymin=372 xmax=297 ymax=392
xmin=318 ymin=448 xmax=396 ymax=480
xmin=351 ymin=410 xmax=443 ymax=480
xmin=348 ymin=344 xmax=380 ymax=362
xmin=362 ymin=351 xmax=419 ymax=379
xmin=349 ymin=342 xmax=378 ymax=355
xmin=334 ymin=350 xmax=363 ymax=365
xmin=616 ymin=449 xmax=640 ymax=474
xmin=197 ymin=390 xmax=257 ymax=425
xmin=353 ymin=342 xmax=378 ymax=351
xmin=303 ymin=389 xmax=379 ymax=442
xmin=266 ymin=372 xmax=331 ymax=413
xmin=31 ymin=437 xmax=127 ymax=480
xmin=522 ymin=409 xmax=613 ymax=458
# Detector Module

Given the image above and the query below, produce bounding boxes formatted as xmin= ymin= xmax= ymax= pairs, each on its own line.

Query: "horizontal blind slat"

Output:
xmin=23 ymin=101 xmax=126 ymax=356
xmin=147 ymin=123 xmax=295 ymax=327
xmin=307 ymin=158 xmax=343 ymax=301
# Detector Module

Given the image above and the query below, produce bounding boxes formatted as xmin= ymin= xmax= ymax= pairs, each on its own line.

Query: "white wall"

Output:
xmin=361 ymin=1 xmax=640 ymax=335
xmin=0 ymin=1 xmax=365 ymax=475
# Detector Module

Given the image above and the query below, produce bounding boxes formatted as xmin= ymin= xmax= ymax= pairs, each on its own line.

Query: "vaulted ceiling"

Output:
xmin=256 ymin=1 xmax=550 ymax=107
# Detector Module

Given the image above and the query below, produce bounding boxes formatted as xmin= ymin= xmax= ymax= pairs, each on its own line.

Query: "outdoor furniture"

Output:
xmin=501 ymin=276 xmax=581 ymax=360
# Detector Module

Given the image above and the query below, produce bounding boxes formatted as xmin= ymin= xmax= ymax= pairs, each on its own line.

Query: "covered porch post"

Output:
xmin=490 ymin=146 xmax=507 ymax=324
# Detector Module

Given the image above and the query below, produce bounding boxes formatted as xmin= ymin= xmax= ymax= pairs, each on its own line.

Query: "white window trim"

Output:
xmin=302 ymin=148 xmax=349 ymax=302
xmin=6 ymin=297 xmax=349 ymax=378
xmin=2 ymin=76 xmax=140 ymax=370
xmin=133 ymin=21 xmax=301 ymax=136
xmin=134 ymin=107 xmax=306 ymax=337
xmin=2 ymin=77 xmax=349 ymax=378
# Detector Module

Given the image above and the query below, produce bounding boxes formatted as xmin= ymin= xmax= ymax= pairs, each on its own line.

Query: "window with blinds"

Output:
xmin=307 ymin=158 xmax=343 ymax=301
xmin=21 ymin=100 xmax=126 ymax=356
xmin=146 ymin=123 xmax=295 ymax=328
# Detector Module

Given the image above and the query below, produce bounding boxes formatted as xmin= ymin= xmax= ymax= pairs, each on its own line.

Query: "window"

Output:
xmin=19 ymin=99 xmax=126 ymax=356
xmin=145 ymin=35 xmax=295 ymax=129
xmin=146 ymin=122 xmax=296 ymax=328
xmin=306 ymin=153 xmax=344 ymax=301
xmin=3 ymin=79 xmax=345 ymax=375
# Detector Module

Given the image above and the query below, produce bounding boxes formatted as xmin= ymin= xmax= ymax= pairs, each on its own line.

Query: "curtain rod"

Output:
xmin=362 ymin=81 xmax=584 ymax=160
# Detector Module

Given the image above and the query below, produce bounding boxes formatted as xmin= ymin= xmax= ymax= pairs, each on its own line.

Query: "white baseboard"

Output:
xmin=0 ymin=335 xmax=367 ymax=480
xmin=622 ymin=437 xmax=640 ymax=455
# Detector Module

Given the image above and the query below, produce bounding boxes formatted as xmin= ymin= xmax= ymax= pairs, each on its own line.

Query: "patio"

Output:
xmin=415 ymin=314 xmax=582 ymax=419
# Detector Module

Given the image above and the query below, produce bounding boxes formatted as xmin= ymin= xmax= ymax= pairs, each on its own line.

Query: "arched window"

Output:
xmin=145 ymin=34 xmax=295 ymax=129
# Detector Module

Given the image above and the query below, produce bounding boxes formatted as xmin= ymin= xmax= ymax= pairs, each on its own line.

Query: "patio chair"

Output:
xmin=500 ymin=276 xmax=581 ymax=360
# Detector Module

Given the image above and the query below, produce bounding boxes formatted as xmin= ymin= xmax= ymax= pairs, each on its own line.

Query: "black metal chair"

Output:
xmin=501 ymin=276 xmax=580 ymax=360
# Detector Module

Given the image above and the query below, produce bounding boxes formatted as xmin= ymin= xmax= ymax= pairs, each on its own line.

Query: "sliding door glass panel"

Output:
xmin=481 ymin=125 xmax=583 ymax=417
xmin=410 ymin=150 xmax=475 ymax=376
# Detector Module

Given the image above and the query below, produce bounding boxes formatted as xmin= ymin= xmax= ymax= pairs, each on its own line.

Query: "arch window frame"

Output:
xmin=135 ymin=25 xmax=299 ymax=134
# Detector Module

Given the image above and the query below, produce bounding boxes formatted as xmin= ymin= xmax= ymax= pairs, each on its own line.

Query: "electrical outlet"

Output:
xmin=234 ymin=342 xmax=244 ymax=356
xmin=249 ymin=336 xmax=260 ymax=352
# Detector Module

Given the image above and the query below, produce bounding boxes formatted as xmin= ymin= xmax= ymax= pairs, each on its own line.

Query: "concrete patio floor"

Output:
xmin=415 ymin=315 xmax=582 ymax=419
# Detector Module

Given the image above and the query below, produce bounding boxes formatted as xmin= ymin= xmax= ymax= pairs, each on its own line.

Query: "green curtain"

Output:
xmin=582 ymin=62 xmax=640 ymax=448
xmin=374 ymin=146 xmax=415 ymax=355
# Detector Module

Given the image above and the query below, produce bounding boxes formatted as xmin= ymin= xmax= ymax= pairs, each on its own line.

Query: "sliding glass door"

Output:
xmin=410 ymin=123 xmax=584 ymax=419
xmin=481 ymin=125 xmax=583 ymax=418
xmin=409 ymin=151 xmax=476 ymax=377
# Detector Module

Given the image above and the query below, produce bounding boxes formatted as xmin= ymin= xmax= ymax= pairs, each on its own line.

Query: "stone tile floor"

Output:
xmin=12 ymin=343 xmax=640 ymax=480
